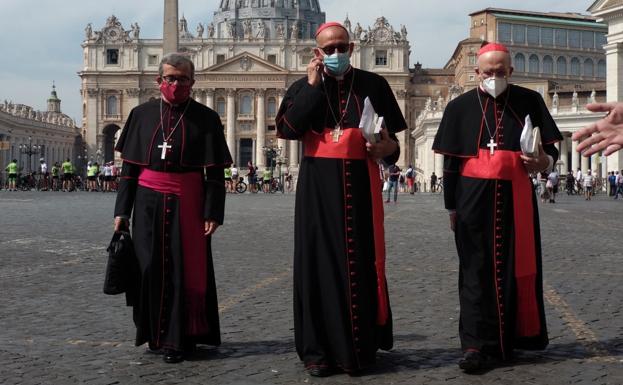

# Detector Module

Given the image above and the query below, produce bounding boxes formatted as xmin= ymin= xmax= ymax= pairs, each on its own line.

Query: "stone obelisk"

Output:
xmin=163 ymin=0 xmax=179 ymax=54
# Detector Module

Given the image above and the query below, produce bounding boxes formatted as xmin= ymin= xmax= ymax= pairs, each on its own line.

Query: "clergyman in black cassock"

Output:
xmin=433 ymin=43 xmax=562 ymax=372
xmin=113 ymin=53 xmax=231 ymax=363
xmin=276 ymin=22 xmax=407 ymax=376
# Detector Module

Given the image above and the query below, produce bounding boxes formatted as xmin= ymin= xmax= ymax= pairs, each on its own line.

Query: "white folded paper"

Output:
xmin=520 ymin=114 xmax=541 ymax=157
xmin=359 ymin=97 xmax=384 ymax=143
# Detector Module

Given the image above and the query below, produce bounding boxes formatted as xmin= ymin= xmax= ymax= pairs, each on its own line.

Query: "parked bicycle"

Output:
xmin=235 ymin=177 xmax=247 ymax=193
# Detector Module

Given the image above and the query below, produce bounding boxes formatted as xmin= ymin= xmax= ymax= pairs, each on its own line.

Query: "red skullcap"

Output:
xmin=477 ymin=43 xmax=509 ymax=56
xmin=315 ymin=22 xmax=349 ymax=38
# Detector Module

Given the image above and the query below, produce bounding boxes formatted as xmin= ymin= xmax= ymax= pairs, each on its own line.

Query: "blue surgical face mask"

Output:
xmin=323 ymin=52 xmax=351 ymax=76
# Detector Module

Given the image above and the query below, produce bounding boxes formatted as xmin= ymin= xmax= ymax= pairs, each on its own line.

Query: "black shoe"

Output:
xmin=163 ymin=349 xmax=184 ymax=364
xmin=458 ymin=351 xmax=484 ymax=373
xmin=307 ymin=366 xmax=334 ymax=377
xmin=145 ymin=343 xmax=163 ymax=355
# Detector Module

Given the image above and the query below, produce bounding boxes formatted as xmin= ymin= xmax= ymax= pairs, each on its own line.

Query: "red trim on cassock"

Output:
xmin=303 ymin=127 xmax=389 ymax=325
xmin=460 ymin=149 xmax=541 ymax=337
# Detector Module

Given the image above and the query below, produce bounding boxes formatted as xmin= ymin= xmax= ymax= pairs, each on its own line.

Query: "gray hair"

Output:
xmin=159 ymin=53 xmax=195 ymax=79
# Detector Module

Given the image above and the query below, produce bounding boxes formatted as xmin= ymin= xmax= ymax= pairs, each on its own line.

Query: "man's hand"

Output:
xmin=114 ymin=216 xmax=129 ymax=232
xmin=366 ymin=129 xmax=398 ymax=161
xmin=307 ymin=57 xmax=324 ymax=87
xmin=204 ymin=220 xmax=219 ymax=236
xmin=572 ymin=102 xmax=623 ymax=156
xmin=449 ymin=212 xmax=456 ymax=232
xmin=520 ymin=144 xmax=549 ymax=173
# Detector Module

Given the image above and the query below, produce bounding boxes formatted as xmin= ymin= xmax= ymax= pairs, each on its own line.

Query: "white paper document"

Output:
xmin=520 ymin=114 xmax=541 ymax=157
xmin=359 ymin=97 xmax=384 ymax=143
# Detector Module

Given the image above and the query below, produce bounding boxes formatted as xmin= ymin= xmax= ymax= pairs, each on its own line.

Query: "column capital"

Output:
xmin=278 ymin=88 xmax=287 ymax=97
xmin=226 ymin=88 xmax=237 ymax=97
xmin=205 ymin=88 xmax=216 ymax=96
xmin=256 ymin=88 xmax=266 ymax=98
xmin=125 ymin=88 xmax=141 ymax=97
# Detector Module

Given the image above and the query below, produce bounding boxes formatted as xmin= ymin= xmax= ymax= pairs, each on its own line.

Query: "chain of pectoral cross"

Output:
xmin=477 ymin=90 xmax=509 ymax=155
xmin=321 ymin=71 xmax=355 ymax=142
xmin=157 ymin=98 xmax=191 ymax=160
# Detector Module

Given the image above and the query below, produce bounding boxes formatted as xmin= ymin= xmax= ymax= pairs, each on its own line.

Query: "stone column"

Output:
xmin=277 ymin=89 xmax=287 ymax=159
xmin=163 ymin=0 xmax=179 ymax=55
xmin=581 ymin=149 xmax=590 ymax=173
xmin=571 ymin=139 xmax=579 ymax=173
xmin=560 ymin=136 xmax=569 ymax=173
xmin=289 ymin=140 xmax=299 ymax=168
xmin=205 ymin=88 xmax=215 ymax=110
xmin=604 ymin=41 xmax=623 ymax=171
xmin=226 ymin=89 xmax=236 ymax=164
xmin=434 ymin=153 xmax=443 ymax=179
xmin=395 ymin=90 xmax=408 ymax=168
xmin=86 ymin=88 xmax=99 ymax=152
xmin=256 ymin=89 xmax=266 ymax=168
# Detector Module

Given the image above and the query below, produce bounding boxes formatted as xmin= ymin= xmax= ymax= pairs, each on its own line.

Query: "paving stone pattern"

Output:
xmin=0 ymin=190 xmax=621 ymax=384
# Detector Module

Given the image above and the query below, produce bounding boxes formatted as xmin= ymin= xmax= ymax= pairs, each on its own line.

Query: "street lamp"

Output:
xmin=19 ymin=136 xmax=41 ymax=173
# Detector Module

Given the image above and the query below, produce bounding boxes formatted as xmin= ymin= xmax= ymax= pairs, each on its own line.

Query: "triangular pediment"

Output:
xmin=588 ymin=0 xmax=623 ymax=13
xmin=202 ymin=52 xmax=287 ymax=73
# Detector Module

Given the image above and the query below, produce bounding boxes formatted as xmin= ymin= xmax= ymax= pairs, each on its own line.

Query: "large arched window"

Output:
xmin=528 ymin=54 xmax=539 ymax=73
xmin=542 ymin=56 xmax=553 ymax=74
xmin=597 ymin=59 xmax=606 ymax=78
xmin=106 ymin=95 xmax=117 ymax=115
xmin=556 ymin=57 xmax=567 ymax=76
xmin=240 ymin=94 xmax=253 ymax=115
xmin=584 ymin=58 xmax=594 ymax=77
xmin=267 ymin=97 xmax=277 ymax=117
xmin=570 ymin=57 xmax=581 ymax=76
xmin=216 ymin=97 xmax=226 ymax=116
xmin=513 ymin=53 xmax=525 ymax=72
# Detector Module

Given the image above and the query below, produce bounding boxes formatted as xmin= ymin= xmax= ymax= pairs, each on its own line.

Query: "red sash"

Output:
xmin=138 ymin=168 xmax=210 ymax=336
xmin=303 ymin=128 xmax=389 ymax=326
xmin=461 ymin=149 xmax=541 ymax=337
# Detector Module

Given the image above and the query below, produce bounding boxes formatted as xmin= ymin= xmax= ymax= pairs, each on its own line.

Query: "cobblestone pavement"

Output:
xmin=0 ymin=190 xmax=621 ymax=385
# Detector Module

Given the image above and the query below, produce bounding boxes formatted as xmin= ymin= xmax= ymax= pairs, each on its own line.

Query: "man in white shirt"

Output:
xmin=103 ymin=162 xmax=113 ymax=192
xmin=39 ymin=158 xmax=49 ymax=191
xmin=576 ymin=168 xmax=583 ymax=194
xmin=583 ymin=169 xmax=594 ymax=201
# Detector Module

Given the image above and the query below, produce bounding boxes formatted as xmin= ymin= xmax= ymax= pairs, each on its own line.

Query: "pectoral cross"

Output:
xmin=158 ymin=141 xmax=172 ymax=160
xmin=331 ymin=124 xmax=343 ymax=143
xmin=487 ymin=138 xmax=498 ymax=156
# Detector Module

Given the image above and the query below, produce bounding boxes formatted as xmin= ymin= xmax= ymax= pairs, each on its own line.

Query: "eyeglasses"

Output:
xmin=318 ymin=43 xmax=350 ymax=55
xmin=480 ymin=70 xmax=508 ymax=79
xmin=161 ymin=75 xmax=192 ymax=85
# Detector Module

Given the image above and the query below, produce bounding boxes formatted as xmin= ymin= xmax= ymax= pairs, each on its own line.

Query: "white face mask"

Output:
xmin=482 ymin=77 xmax=508 ymax=98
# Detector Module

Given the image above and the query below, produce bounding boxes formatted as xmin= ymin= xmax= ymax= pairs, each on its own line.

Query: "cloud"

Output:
xmin=0 ymin=0 xmax=595 ymax=125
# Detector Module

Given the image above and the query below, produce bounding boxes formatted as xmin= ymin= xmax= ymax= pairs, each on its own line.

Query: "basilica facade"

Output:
xmin=0 ymin=86 xmax=80 ymax=175
xmin=79 ymin=1 xmax=411 ymax=172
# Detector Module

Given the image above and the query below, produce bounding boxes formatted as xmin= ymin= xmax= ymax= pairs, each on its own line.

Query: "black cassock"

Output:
xmin=114 ymin=98 xmax=231 ymax=351
xmin=433 ymin=85 xmax=562 ymax=359
xmin=277 ymin=67 xmax=407 ymax=371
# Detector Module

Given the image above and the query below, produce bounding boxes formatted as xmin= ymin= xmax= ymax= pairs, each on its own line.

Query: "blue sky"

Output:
xmin=0 ymin=0 xmax=591 ymax=124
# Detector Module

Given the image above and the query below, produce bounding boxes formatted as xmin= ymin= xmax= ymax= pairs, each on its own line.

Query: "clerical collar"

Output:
xmin=160 ymin=97 xmax=190 ymax=108
xmin=323 ymin=66 xmax=354 ymax=81
xmin=477 ymin=84 xmax=511 ymax=100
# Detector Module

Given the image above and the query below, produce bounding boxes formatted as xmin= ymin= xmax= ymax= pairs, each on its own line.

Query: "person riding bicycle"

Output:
xmin=51 ymin=162 xmax=60 ymax=191
xmin=5 ymin=159 xmax=18 ymax=191
xmin=87 ymin=161 xmax=98 ymax=191
xmin=246 ymin=161 xmax=257 ymax=193
xmin=262 ymin=167 xmax=272 ymax=193
xmin=230 ymin=163 xmax=239 ymax=193
xmin=224 ymin=166 xmax=233 ymax=193
xmin=565 ymin=171 xmax=575 ymax=195
xmin=61 ymin=158 xmax=74 ymax=192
